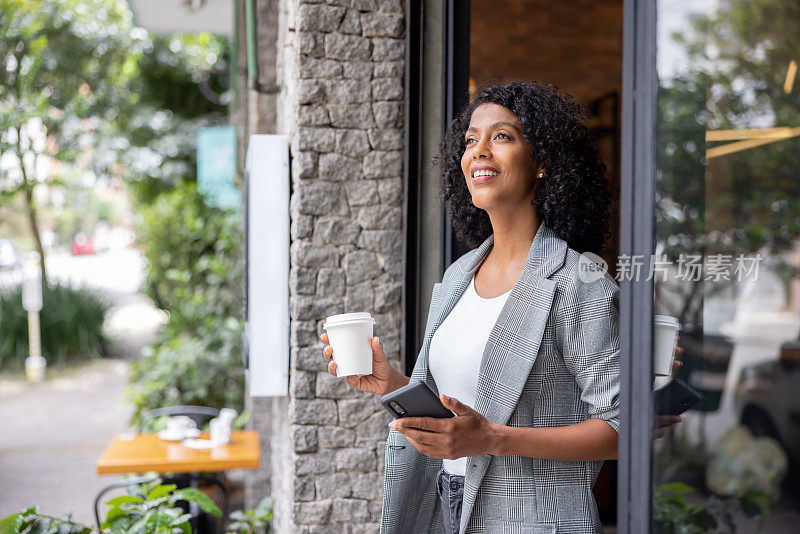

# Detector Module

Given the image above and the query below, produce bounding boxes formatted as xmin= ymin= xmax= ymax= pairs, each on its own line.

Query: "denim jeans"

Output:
xmin=437 ymin=468 xmax=465 ymax=534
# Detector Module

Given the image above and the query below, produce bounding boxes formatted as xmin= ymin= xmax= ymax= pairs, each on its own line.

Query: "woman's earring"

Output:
xmin=538 ymin=172 xmax=544 ymax=178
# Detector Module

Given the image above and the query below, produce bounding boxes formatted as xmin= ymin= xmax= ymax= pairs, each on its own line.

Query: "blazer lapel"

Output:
xmin=413 ymin=235 xmax=495 ymax=393
xmin=459 ymin=224 xmax=567 ymax=534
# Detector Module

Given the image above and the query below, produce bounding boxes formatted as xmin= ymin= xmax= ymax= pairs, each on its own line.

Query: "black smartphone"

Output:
xmin=653 ymin=378 xmax=704 ymax=416
xmin=380 ymin=380 xmax=455 ymax=420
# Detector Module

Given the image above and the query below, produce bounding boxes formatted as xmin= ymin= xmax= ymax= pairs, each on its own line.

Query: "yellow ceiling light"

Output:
xmin=705 ymin=127 xmax=800 ymax=159
xmin=784 ymin=60 xmax=797 ymax=94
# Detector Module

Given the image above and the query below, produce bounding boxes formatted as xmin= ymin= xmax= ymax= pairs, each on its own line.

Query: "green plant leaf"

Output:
xmin=169 ymin=513 xmax=193 ymax=527
xmin=0 ymin=513 xmax=23 ymax=534
xmin=26 ymin=518 xmax=49 ymax=534
xmin=689 ymin=509 xmax=718 ymax=530
xmin=148 ymin=484 xmax=178 ymax=501
xmin=657 ymin=482 xmax=694 ymax=494
xmin=173 ymin=488 xmax=222 ymax=517
xmin=103 ymin=505 xmax=130 ymax=525
xmin=739 ymin=489 xmax=770 ymax=518
xmin=106 ymin=495 xmax=146 ymax=507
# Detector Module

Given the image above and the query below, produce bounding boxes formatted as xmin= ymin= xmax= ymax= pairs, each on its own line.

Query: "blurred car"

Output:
xmin=734 ymin=339 xmax=800 ymax=467
xmin=0 ymin=239 xmax=20 ymax=269
xmin=71 ymin=233 xmax=96 ymax=255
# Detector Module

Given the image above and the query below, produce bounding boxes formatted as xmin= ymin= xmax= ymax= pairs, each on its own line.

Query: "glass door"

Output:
xmin=652 ymin=1 xmax=800 ymax=531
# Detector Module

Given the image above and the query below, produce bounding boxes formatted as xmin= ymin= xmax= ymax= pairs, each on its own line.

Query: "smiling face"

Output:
xmin=460 ymin=103 xmax=541 ymax=214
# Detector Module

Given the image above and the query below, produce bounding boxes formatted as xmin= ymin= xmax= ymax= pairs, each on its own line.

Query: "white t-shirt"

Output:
xmin=428 ymin=274 xmax=512 ymax=476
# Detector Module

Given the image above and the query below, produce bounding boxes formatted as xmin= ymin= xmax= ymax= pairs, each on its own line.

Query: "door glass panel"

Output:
xmin=654 ymin=1 xmax=800 ymax=531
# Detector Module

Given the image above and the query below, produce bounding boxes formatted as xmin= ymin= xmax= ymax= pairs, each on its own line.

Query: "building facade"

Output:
xmin=237 ymin=1 xmax=800 ymax=532
xmin=239 ymin=1 xmax=409 ymax=532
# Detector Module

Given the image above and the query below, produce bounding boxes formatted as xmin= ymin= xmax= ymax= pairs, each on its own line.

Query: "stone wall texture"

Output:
xmin=270 ymin=0 xmax=406 ymax=531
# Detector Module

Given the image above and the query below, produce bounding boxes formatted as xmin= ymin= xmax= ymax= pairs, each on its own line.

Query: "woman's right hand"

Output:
xmin=321 ymin=333 xmax=408 ymax=395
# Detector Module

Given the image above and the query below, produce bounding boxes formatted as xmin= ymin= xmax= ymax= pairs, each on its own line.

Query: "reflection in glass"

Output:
xmin=654 ymin=0 xmax=799 ymax=531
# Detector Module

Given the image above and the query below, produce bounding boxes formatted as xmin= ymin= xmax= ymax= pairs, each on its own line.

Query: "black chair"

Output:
xmin=94 ymin=474 xmax=229 ymax=534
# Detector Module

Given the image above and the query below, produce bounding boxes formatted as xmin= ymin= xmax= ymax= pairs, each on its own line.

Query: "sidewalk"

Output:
xmin=0 ymin=249 xmax=163 ymax=525
xmin=0 ymin=358 xmax=131 ymax=525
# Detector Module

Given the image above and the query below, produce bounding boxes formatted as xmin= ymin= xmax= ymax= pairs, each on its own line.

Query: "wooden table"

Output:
xmin=96 ymin=430 xmax=260 ymax=475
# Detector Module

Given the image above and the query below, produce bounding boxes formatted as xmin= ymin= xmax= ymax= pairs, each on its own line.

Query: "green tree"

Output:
xmin=0 ymin=0 xmax=140 ymax=283
xmin=100 ymin=32 xmax=230 ymax=206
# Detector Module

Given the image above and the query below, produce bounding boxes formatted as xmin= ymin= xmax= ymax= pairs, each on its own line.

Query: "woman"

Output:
xmin=322 ymin=81 xmax=676 ymax=533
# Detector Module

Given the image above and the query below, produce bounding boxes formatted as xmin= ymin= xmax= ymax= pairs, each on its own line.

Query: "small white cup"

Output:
xmin=323 ymin=312 xmax=376 ymax=377
xmin=165 ymin=416 xmax=195 ymax=437
xmin=653 ymin=315 xmax=681 ymax=377
xmin=210 ymin=417 xmax=231 ymax=446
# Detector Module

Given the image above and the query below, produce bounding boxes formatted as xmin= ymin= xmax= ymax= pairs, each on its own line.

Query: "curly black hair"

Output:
xmin=435 ymin=81 xmax=612 ymax=255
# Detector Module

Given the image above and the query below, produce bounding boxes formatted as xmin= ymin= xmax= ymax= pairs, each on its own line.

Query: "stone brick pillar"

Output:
xmin=262 ymin=0 xmax=406 ymax=531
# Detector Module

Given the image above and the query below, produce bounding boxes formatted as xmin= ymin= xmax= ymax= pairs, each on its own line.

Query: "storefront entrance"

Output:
xmin=407 ymin=0 xmax=624 ymax=529
xmin=407 ymin=0 xmax=800 ymax=532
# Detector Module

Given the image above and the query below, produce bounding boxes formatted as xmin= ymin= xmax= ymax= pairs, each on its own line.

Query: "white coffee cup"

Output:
xmin=210 ymin=417 xmax=231 ymax=447
xmin=323 ymin=312 xmax=376 ymax=377
xmin=165 ymin=416 xmax=196 ymax=437
xmin=653 ymin=315 xmax=681 ymax=376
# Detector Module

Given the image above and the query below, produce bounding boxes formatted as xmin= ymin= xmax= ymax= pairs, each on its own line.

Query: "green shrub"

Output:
xmin=0 ymin=508 xmax=90 ymax=534
xmin=225 ymin=497 xmax=273 ymax=534
xmin=127 ymin=317 xmax=245 ymax=430
xmin=137 ymin=182 xmax=243 ymax=337
xmin=653 ymin=482 xmax=770 ymax=533
xmin=0 ymin=283 xmax=111 ymax=371
xmin=0 ymin=477 xmax=222 ymax=534
xmin=101 ymin=478 xmax=221 ymax=533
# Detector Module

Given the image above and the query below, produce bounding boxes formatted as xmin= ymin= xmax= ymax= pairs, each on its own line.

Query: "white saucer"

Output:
xmin=181 ymin=438 xmax=214 ymax=449
xmin=157 ymin=428 xmax=201 ymax=441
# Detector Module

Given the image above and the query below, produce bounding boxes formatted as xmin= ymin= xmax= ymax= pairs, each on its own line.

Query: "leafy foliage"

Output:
xmin=136 ymin=182 xmax=242 ymax=335
xmin=130 ymin=173 xmax=244 ymax=430
xmin=653 ymin=482 xmax=770 ymax=534
xmin=127 ymin=321 xmax=245 ymax=430
xmin=0 ymin=485 xmax=273 ymax=534
xmin=101 ymin=479 xmax=221 ymax=534
xmin=224 ymin=497 xmax=273 ymax=534
xmin=0 ymin=283 xmax=110 ymax=370
xmin=0 ymin=508 xmax=91 ymax=534
xmin=0 ymin=478 xmax=222 ymax=534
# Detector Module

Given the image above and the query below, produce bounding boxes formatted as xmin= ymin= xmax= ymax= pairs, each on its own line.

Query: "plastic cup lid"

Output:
xmin=323 ymin=312 xmax=375 ymax=329
xmin=653 ymin=315 xmax=681 ymax=329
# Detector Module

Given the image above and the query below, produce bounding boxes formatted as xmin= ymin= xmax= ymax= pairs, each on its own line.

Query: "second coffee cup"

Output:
xmin=323 ymin=312 xmax=376 ymax=377
xmin=653 ymin=314 xmax=681 ymax=376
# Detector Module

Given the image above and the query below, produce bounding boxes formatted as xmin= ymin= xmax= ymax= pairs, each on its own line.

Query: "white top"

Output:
xmin=428 ymin=274 xmax=512 ymax=476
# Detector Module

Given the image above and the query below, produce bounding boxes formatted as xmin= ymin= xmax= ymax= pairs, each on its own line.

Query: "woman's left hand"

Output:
xmin=389 ymin=394 xmax=502 ymax=459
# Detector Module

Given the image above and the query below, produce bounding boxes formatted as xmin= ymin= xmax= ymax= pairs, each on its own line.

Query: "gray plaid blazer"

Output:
xmin=380 ymin=223 xmax=620 ymax=534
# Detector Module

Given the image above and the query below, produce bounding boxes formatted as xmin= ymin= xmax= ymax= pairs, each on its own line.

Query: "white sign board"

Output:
xmin=127 ymin=0 xmax=232 ymax=35
xmin=245 ymin=135 xmax=290 ymax=397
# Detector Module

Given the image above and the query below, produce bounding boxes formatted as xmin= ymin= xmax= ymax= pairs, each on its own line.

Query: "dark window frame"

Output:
xmin=403 ymin=0 xmax=423 ymax=377
xmin=618 ymin=0 xmax=657 ymax=531
xmin=441 ymin=0 xmax=471 ymax=272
